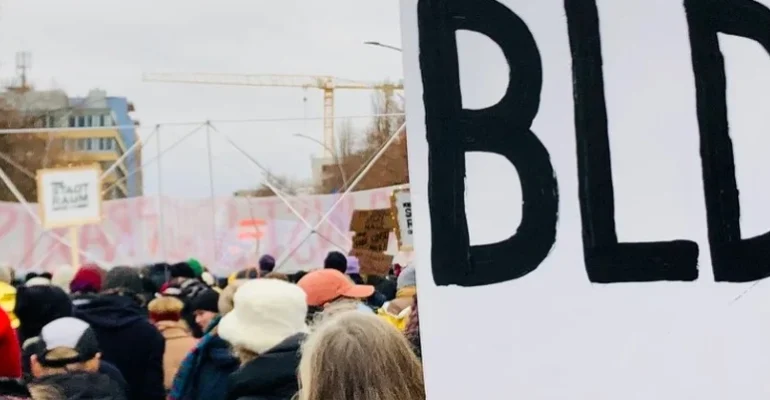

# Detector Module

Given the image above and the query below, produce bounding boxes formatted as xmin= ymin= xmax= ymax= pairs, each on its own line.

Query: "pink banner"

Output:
xmin=3 ymin=186 xmax=398 ymax=275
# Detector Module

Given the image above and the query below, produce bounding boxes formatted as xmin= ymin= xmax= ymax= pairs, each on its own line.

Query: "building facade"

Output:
xmin=0 ymin=89 xmax=142 ymax=199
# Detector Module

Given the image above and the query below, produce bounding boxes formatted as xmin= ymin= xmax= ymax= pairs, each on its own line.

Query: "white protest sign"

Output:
xmin=37 ymin=166 xmax=102 ymax=229
xmin=391 ymin=187 xmax=414 ymax=251
xmin=401 ymin=0 xmax=770 ymax=398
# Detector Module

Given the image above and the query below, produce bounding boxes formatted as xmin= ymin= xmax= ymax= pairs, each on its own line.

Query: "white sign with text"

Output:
xmin=401 ymin=0 xmax=770 ymax=398
xmin=37 ymin=166 xmax=102 ymax=229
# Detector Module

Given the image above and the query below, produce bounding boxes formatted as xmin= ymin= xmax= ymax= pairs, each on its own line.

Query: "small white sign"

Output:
xmin=37 ymin=166 xmax=102 ymax=229
xmin=391 ymin=188 xmax=413 ymax=251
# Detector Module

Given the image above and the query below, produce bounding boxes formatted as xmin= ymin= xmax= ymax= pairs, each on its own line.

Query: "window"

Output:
xmin=85 ymin=139 xmax=93 ymax=151
xmin=77 ymin=116 xmax=85 ymax=127
xmin=69 ymin=116 xmax=76 ymax=127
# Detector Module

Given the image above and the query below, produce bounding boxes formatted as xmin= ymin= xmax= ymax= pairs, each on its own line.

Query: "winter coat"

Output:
xmin=226 ymin=333 xmax=306 ymax=400
xmin=28 ymin=371 xmax=126 ymax=400
xmin=0 ymin=282 xmax=17 ymax=329
xmin=73 ymin=294 xmax=165 ymax=400
xmin=0 ymin=309 xmax=21 ymax=380
xmin=155 ymin=321 xmax=197 ymax=390
xmin=168 ymin=317 xmax=239 ymax=400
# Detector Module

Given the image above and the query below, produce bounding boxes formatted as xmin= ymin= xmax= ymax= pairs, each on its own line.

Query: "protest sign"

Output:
xmin=401 ymin=0 xmax=770 ymax=398
xmin=390 ymin=187 xmax=413 ymax=251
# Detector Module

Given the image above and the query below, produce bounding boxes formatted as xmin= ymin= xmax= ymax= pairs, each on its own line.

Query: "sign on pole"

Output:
xmin=37 ymin=165 xmax=102 ymax=267
xmin=390 ymin=187 xmax=413 ymax=251
xmin=401 ymin=0 xmax=770 ymax=398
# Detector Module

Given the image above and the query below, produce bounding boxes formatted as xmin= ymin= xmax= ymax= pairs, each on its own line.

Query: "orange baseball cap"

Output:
xmin=297 ymin=269 xmax=375 ymax=307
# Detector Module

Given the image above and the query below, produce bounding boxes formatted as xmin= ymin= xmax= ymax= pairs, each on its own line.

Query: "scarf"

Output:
xmin=168 ymin=315 xmax=221 ymax=400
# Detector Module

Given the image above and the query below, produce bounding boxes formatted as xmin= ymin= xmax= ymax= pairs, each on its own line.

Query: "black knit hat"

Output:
xmin=188 ymin=290 xmax=220 ymax=314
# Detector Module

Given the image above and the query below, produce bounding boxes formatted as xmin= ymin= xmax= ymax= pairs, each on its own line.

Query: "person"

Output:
xmin=404 ymin=295 xmax=422 ymax=360
xmin=14 ymin=285 xmax=73 ymax=349
xmin=258 ymin=255 xmax=275 ymax=276
xmin=73 ymin=268 xmax=165 ymax=400
xmin=0 ymin=309 xmax=21 ymax=381
xmin=147 ymin=296 xmax=198 ymax=391
xmin=297 ymin=312 xmax=425 ymax=400
xmin=188 ymin=290 xmax=220 ymax=332
xmin=218 ymin=279 xmax=308 ymax=400
xmin=296 ymin=269 xmax=375 ymax=323
xmin=376 ymin=266 xmax=416 ymax=331
xmin=69 ymin=265 xmax=104 ymax=295
xmin=323 ymin=251 xmax=347 ymax=274
xmin=0 ymin=264 xmax=17 ymax=329
xmin=168 ymin=285 xmax=239 ymax=400
xmin=26 ymin=317 xmax=126 ymax=400
xmin=262 ymin=272 xmax=289 ymax=282
xmin=24 ymin=276 xmax=50 ymax=287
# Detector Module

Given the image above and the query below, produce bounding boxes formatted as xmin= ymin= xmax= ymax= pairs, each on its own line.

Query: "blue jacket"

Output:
xmin=169 ymin=317 xmax=239 ymax=400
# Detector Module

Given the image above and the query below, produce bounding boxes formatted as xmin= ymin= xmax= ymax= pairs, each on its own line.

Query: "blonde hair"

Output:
xmin=310 ymin=297 xmax=361 ymax=327
xmin=148 ymin=296 xmax=185 ymax=314
xmin=298 ymin=312 xmax=425 ymax=400
xmin=218 ymin=279 xmax=247 ymax=315
xmin=232 ymin=345 xmax=259 ymax=365
xmin=0 ymin=264 xmax=12 ymax=284
xmin=263 ymin=272 xmax=289 ymax=281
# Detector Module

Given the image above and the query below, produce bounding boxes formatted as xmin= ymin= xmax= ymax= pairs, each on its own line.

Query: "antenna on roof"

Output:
xmin=14 ymin=51 xmax=31 ymax=91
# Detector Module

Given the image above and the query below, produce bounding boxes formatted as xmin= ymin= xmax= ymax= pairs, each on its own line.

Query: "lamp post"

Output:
xmin=293 ymin=133 xmax=349 ymax=189
xmin=364 ymin=41 xmax=403 ymax=52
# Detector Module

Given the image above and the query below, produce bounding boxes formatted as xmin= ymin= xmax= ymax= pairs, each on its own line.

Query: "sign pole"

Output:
xmin=69 ymin=226 xmax=80 ymax=268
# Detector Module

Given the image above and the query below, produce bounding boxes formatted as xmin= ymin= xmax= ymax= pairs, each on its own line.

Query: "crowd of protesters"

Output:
xmin=0 ymin=251 xmax=424 ymax=400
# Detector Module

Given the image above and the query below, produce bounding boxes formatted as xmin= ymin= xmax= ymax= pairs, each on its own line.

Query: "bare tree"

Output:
xmin=242 ymin=170 xmax=306 ymax=197
xmin=315 ymin=84 xmax=409 ymax=194
xmin=0 ymin=105 xmax=65 ymax=202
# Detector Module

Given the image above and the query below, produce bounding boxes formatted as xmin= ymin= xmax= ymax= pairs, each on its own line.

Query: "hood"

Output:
xmin=72 ymin=294 xmax=144 ymax=329
xmin=227 ymin=333 xmax=305 ymax=399
xmin=155 ymin=321 xmax=191 ymax=340
xmin=31 ymin=371 xmax=125 ymax=400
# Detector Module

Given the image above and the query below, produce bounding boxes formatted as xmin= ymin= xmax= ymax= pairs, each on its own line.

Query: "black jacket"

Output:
xmin=73 ymin=294 xmax=165 ymax=400
xmin=226 ymin=333 xmax=306 ymax=400
xmin=29 ymin=371 xmax=126 ymax=400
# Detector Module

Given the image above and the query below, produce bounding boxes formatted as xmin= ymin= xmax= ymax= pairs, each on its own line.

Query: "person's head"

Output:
xmin=297 ymin=269 xmax=374 ymax=309
xmin=263 ymin=272 xmax=289 ymax=282
xmin=170 ymin=262 xmax=196 ymax=279
xmin=148 ymin=296 xmax=185 ymax=324
xmin=50 ymin=265 xmax=75 ymax=294
xmin=188 ymin=290 xmax=220 ymax=330
xmin=217 ymin=280 xmax=247 ymax=316
xmin=323 ymin=251 xmax=347 ymax=274
xmin=298 ymin=312 xmax=425 ymax=400
xmin=14 ymin=285 xmax=73 ymax=340
xmin=69 ymin=265 xmax=103 ymax=294
xmin=396 ymin=266 xmax=417 ymax=299
xmin=25 ymin=276 xmax=51 ymax=287
xmin=0 ymin=263 xmax=13 ymax=284
xmin=218 ymin=279 xmax=308 ymax=364
xmin=258 ymin=254 xmax=276 ymax=274
xmin=102 ymin=266 xmax=143 ymax=294
xmin=187 ymin=258 xmax=204 ymax=278
xmin=30 ymin=317 xmax=101 ymax=378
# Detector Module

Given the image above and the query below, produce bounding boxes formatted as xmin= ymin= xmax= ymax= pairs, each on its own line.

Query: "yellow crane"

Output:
xmin=142 ymin=72 xmax=403 ymax=158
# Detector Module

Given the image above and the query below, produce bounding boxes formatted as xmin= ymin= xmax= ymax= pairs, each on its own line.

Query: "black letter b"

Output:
xmin=418 ymin=0 xmax=559 ymax=287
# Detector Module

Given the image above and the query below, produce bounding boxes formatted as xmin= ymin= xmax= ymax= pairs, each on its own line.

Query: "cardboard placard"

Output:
xmin=349 ymin=208 xmax=395 ymax=232
xmin=349 ymin=249 xmax=394 ymax=276
xmin=352 ymin=230 xmax=390 ymax=253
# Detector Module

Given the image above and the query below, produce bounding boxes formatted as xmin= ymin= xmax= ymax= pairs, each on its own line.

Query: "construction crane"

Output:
xmin=142 ymin=72 xmax=404 ymax=158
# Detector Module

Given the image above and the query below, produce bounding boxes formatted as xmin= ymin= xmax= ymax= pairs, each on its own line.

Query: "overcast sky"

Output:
xmin=0 ymin=0 xmax=403 ymax=197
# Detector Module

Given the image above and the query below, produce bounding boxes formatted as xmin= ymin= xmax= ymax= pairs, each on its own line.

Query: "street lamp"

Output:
xmin=364 ymin=41 xmax=403 ymax=52
xmin=293 ymin=133 xmax=349 ymax=189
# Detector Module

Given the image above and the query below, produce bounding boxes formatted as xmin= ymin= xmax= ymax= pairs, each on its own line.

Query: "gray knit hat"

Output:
xmin=397 ymin=266 xmax=416 ymax=289
xmin=103 ymin=266 xmax=143 ymax=293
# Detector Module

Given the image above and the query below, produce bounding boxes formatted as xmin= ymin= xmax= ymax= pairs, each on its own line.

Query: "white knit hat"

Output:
xmin=218 ymin=279 xmax=308 ymax=355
